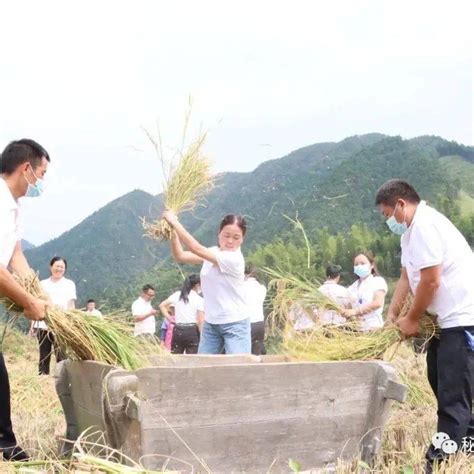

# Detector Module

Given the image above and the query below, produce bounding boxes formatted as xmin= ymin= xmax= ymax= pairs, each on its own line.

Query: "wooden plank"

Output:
xmin=65 ymin=361 xmax=114 ymax=431
xmin=131 ymin=362 xmax=377 ymax=430
xmin=148 ymin=354 xmax=262 ymax=367
xmin=138 ymin=417 xmax=364 ymax=472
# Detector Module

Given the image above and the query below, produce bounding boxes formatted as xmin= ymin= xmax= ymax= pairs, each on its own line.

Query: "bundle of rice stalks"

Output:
xmin=264 ymin=267 xmax=342 ymax=334
xmin=1 ymin=273 xmax=155 ymax=370
xmin=142 ymin=108 xmax=215 ymax=241
xmin=267 ymin=269 xmax=439 ymax=361
xmin=282 ymin=315 xmax=438 ymax=362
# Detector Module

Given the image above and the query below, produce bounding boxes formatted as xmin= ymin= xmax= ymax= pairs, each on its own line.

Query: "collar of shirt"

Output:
xmin=357 ymin=274 xmax=374 ymax=287
xmin=402 ymin=200 xmax=427 ymax=244
xmin=408 ymin=200 xmax=427 ymax=229
xmin=0 ymin=177 xmax=19 ymax=211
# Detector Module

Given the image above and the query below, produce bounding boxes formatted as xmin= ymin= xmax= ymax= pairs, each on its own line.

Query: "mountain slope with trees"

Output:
xmin=24 ymin=134 xmax=474 ymax=307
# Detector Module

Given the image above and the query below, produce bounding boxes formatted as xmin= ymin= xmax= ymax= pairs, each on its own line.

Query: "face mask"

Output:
xmin=354 ymin=264 xmax=371 ymax=279
xmin=386 ymin=203 xmax=408 ymax=235
xmin=24 ymin=166 xmax=45 ymax=198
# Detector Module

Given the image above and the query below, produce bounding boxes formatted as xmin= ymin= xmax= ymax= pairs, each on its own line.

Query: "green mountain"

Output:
xmin=24 ymin=134 xmax=474 ymax=307
xmin=25 ymin=189 xmax=162 ymax=303
xmin=21 ymin=240 xmax=35 ymax=251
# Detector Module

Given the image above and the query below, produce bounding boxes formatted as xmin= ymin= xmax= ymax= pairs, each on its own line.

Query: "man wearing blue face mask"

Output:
xmin=0 ymin=139 xmax=50 ymax=461
xmin=375 ymin=179 xmax=474 ymax=472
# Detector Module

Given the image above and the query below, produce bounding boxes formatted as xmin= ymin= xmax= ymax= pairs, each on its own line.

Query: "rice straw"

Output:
xmin=0 ymin=272 xmax=156 ymax=370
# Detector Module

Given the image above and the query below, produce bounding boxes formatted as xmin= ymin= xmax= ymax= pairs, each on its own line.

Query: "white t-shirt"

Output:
xmin=132 ymin=296 xmax=156 ymax=336
xmin=200 ymin=246 xmax=248 ymax=324
xmin=289 ymin=303 xmax=316 ymax=331
xmin=167 ymin=290 xmax=204 ymax=325
xmin=35 ymin=277 xmax=77 ymax=329
xmin=318 ymin=281 xmax=350 ymax=325
xmin=401 ymin=201 xmax=474 ymax=329
xmin=86 ymin=309 xmax=103 ymax=318
xmin=0 ymin=178 xmax=21 ymax=268
xmin=348 ymin=275 xmax=387 ymax=331
xmin=244 ymin=278 xmax=267 ymax=323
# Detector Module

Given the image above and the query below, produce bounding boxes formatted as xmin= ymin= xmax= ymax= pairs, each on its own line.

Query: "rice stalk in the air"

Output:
xmin=142 ymin=105 xmax=215 ymax=241
xmin=0 ymin=272 xmax=155 ymax=370
xmin=266 ymin=269 xmax=439 ymax=361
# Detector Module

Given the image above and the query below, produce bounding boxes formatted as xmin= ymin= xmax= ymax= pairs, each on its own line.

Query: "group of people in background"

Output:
xmin=1 ymin=138 xmax=473 ymax=470
xmin=131 ymin=261 xmax=267 ymax=356
xmin=293 ymin=252 xmax=388 ymax=332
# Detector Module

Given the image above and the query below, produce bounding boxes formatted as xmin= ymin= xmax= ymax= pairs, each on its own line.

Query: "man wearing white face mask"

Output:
xmin=0 ymin=139 xmax=50 ymax=461
xmin=375 ymin=179 xmax=474 ymax=472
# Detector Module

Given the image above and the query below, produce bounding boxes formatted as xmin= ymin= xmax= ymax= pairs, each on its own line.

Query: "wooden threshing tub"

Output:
xmin=55 ymin=355 xmax=406 ymax=473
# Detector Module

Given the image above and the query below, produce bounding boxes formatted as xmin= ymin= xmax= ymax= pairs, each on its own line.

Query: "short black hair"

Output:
xmin=0 ymin=139 xmax=50 ymax=175
xmin=375 ymin=179 xmax=421 ymax=207
xmin=87 ymin=299 xmax=96 ymax=304
xmin=326 ymin=264 xmax=342 ymax=279
xmin=142 ymin=284 xmax=155 ymax=293
xmin=50 ymin=256 xmax=67 ymax=270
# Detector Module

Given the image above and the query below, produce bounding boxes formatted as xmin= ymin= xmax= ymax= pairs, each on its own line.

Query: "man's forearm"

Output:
xmin=405 ymin=279 xmax=438 ymax=321
xmin=133 ymin=312 xmax=152 ymax=323
xmin=9 ymin=249 xmax=31 ymax=276
xmin=0 ymin=266 xmax=33 ymax=309
xmin=388 ymin=273 xmax=410 ymax=317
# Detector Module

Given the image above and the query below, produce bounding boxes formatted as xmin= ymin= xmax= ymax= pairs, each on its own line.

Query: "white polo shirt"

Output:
xmin=401 ymin=201 xmax=474 ymax=329
xmin=132 ymin=296 xmax=156 ymax=336
xmin=318 ymin=281 xmax=350 ymax=325
xmin=167 ymin=290 xmax=204 ymax=325
xmin=0 ymin=177 xmax=21 ymax=268
xmin=86 ymin=309 xmax=103 ymax=318
xmin=244 ymin=277 xmax=267 ymax=323
xmin=200 ymin=246 xmax=248 ymax=324
xmin=348 ymin=275 xmax=387 ymax=331
xmin=35 ymin=277 xmax=77 ymax=329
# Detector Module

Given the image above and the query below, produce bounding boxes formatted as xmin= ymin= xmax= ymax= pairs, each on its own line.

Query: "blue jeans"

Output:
xmin=198 ymin=319 xmax=251 ymax=354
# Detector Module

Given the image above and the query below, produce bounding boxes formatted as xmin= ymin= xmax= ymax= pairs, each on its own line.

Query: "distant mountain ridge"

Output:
xmin=24 ymin=134 xmax=474 ymax=305
xmin=21 ymin=240 xmax=35 ymax=251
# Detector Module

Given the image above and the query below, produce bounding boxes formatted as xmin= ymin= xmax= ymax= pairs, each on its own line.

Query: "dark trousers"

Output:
xmin=425 ymin=326 xmax=474 ymax=461
xmin=171 ymin=325 xmax=199 ymax=354
xmin=251 ymin=321 xmax=265 ymax=356
xmin=0 ymin=352 xmax=16 ymax=449
xmin=37 ymin=329 xmax=64 ymax=375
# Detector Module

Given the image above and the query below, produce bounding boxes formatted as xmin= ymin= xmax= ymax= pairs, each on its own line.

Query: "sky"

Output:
xmin=0 ymin=0 xmax=472 ymax=245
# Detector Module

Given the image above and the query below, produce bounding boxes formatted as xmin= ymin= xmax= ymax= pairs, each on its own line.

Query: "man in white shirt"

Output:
xmin=376 ymin=179 xmax=474 ymax=471
xmin=0 ymin=139 xmax=50 ymax=461
xmin=85 ymin=299 xmax=103 ymax=317
xmin=132 ymin=284 xmax=158 ymax=339
xmin=318 ymin=264 xmax=350 ymax=325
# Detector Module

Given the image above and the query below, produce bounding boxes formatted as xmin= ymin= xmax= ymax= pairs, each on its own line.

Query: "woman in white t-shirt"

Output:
xmin=162 ymin=211 xmax=251 ymax=354
xmin=29 ymin=256 xmax=77 ymax=374
xmin=159 ymin=274 xmax=204 ymax=354
xmin=244 ymin=265 xmax=267 ymax=355
xmin=342 ymin=252 xmax=387 ymax=332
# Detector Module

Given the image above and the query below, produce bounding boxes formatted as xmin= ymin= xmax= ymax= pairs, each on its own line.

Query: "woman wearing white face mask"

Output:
xmin=342 ymin=252 xmax=387 ymax=331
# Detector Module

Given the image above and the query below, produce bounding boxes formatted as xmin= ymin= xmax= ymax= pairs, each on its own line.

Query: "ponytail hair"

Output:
xmin=180 ymin=274 xmax=201 ymax=304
